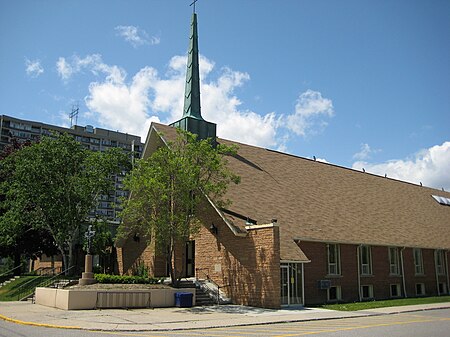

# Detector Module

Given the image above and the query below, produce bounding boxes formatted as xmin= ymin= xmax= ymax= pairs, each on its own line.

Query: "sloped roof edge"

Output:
xmin=149 ymin=123 xmax=247 ymax=238
xmin=296 ymin=237 xmax=450 ymax=250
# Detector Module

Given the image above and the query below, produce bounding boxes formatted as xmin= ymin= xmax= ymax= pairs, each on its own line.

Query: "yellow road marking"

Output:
xmin=0 ymin=313 xmax=82 ymax=330
xmin=272 ymin=318 xmax=449 ymax=337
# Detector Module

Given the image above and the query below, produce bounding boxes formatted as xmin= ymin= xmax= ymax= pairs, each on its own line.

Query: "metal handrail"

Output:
xmin=0 ymin=264 xmax=22 ymax=277
xmin=17 ymin=265 xmax=75 ymax=301
xmin=216 ymin=284 xmax=230 ymax=305
xmin=36 ymin=266 xmax=58 ymax=276
xmin=195 ymin=268 xmax=230 ymax=305
xmin=195 ymin=267 xmax=209 ymax=280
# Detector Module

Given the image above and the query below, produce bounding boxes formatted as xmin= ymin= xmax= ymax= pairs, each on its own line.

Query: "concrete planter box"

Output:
xmin=35 ymin=287 xmax=196 ymax=310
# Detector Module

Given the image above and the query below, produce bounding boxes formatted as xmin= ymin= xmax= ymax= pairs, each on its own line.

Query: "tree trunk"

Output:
xmin=68 ymin=244 xmax=74 ymax=276
xmin=168 ymin=240 xmax=178 ymax=287
xmin=57 ymin=245 xmax=69 ymax=276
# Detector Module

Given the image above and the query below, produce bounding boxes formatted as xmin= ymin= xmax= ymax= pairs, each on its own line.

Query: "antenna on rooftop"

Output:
xmin=69 ymin=103 xmax=79 ymax=128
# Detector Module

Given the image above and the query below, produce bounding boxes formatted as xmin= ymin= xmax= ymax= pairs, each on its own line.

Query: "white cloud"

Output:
xmin=285 ymin=89 xmax=334 ymax=137
xmin=57 ymin=54 xmax=126 ymax=83
xmin=86 ymin=66 xmax=160 ymax=138
xmin=78 ymin=53 xmax=334 ymax=149
xmin=115 ymin=25 xmax=160 ymax=48
xmin=201 ymin=67 xmax=280 ymax=148
xmin=56 ymin=57 xmax=73 ymax=80
xmin=352 ymin=142 xmax=450 ymax=190
xmin=84 ymin=54 xmax=282 ymax=147
xmin=353 ymin=143 xmax=381 ymax=160
xmin=25 ymin=58 xmax=44 ymax=77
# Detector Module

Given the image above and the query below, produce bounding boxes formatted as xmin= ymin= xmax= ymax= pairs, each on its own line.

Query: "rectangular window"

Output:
xmin=389 ymin=247 xmax=401 ymax=275
xmin=416 ymin=283 xmax=425 ymax=296
xmin=413 ymin=248 xmax=424 ymax=275
xmin=438 ymin=282 xmax=447 ymax=294
xmin=361 ymin=285 xmax=373 ymax=299
xmin=390 ymin=284 xmax=401 ymax=298
xmin=360 ymin=245 xmax=372 ymax=275
xmin=327 ymin=244 xmax=341 ymax=275
xmin=435 ymin=250 xmax=445 ymax=275
xmin=327 ymin=286 xmax=342 ymax=302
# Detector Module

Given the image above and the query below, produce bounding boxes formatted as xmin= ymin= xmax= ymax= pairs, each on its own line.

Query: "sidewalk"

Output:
xmin=0 ymin=301 xmax=449 ymax=331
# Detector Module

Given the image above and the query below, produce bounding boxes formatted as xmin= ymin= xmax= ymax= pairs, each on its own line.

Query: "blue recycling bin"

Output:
xmin=175 ymin=292 xmax=193 ymax=307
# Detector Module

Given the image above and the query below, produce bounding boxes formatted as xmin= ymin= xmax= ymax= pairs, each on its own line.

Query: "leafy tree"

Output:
xmin=2 ymin=133 xmax=128 ymax=274
xmin=119 ymin=130 xmax=239 ymax=286
xmin=0 ymin=138 xmax=58 ymax=274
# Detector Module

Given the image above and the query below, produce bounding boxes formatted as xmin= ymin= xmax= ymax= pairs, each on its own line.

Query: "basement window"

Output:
xmin=438 ymin=282 xmax=448 ymax=295
xmin=390 ymin=284 xmax=401 ymax=298
xmin=416 ymin=283 xmax=426 ymax=296
xmin=361 ymin=285 xmax=374 ymax=300
xmin=327 ymin=286 xmax=342 ymax=302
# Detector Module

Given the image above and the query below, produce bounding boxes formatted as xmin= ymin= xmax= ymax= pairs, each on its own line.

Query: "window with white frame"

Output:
xmin=361 ymin=285 xmax=374 ymax=299
xmin=416 ymin=283 xmax=425 ymax=296
xmin=435 ymin=249 xmax=445 ymax=275
xmin=327 ymin=286 xmax=342 ymax=302
xmin=413 ymin=248 xmax=424 ymax=275
xmin=390 ymin=284 xmax=401 ymax=298
xmin=360 ymin=245 xmax=372 ymax=275
xmin=389 ymin=247 xmax=401 ymax=275
xmin=327 ymin=244 xmax=341 ymax=275
xmin=438 ymin=282 xmax=447 ymax=295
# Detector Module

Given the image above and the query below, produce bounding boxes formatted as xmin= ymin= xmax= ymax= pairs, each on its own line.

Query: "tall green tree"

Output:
xmin=2 ymin=134 xmax=128 ymax=274
xmin=0 ymin=138 xmax=59 ymax=274
xmin=119 ymin=130 xmax=239 ymax=286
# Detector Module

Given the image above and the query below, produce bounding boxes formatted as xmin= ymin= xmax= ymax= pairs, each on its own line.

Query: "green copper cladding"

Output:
xmin=170 ymin=12 xmax=216 ymax=142
xmin=183 ymin=13 xmax=202 ymax=120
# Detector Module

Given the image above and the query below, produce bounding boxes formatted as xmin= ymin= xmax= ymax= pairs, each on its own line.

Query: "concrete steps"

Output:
xmin=0 ymin=275 xmax=20 ymax=288
xmin=177 ymin=280 xmax=217 ymax=306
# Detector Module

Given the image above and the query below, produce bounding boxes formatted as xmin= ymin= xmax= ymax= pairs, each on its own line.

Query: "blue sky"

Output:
xmin=1 ymin=0 xmax=449 ymax=190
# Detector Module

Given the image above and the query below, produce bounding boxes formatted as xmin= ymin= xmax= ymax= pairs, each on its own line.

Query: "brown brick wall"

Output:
xmin=194 ymin=205 xmax=281 ymax=308
xmin=300 ymin=241 xmax=449 ymax=305
xmin=117 ymin=201 xmax=281 ymax=308
xmin=32 ymin=254 xmax=63 ymax=274
xmin=402 ymin=248 xmax=444 ymax=297
xmin=117 ymin=234 xmax=158 ymax=276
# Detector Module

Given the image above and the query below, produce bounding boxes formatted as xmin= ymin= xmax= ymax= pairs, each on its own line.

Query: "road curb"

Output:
xmin=0 ymin=313 xmax=82 ymax=330
xmin=0 ymin=304 xmax=449 ymax=332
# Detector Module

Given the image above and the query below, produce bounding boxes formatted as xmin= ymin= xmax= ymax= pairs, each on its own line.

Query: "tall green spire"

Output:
xmin=182 ymin=13 xmax=202 ymax=120
xmin=170 ymin=11 xmax=216 ymax=142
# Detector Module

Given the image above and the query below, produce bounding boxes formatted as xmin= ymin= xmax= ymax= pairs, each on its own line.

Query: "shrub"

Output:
xmin=94 ymin=273 xmax=161 ymax=284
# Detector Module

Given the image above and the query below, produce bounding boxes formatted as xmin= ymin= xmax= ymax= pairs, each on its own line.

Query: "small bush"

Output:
xmin=132 ymin=262 xmax=149 ymax=278
xmin=94 ymin=273 xmax=161 ymax=284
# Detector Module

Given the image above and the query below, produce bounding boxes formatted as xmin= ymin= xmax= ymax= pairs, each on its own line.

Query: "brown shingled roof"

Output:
xmin=150 ymin=123 xmax=450 ymax=259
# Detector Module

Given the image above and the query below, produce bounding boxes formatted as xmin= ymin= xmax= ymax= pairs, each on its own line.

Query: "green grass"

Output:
xmin=321 ymin=296 xmax=450 ymax=311
xmin=0 ymin=276 xmax=51 ymax=301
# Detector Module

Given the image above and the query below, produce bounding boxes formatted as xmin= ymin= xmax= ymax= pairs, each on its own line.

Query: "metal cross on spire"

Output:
xmin=190 ymin=0 xmax=199 ymax=13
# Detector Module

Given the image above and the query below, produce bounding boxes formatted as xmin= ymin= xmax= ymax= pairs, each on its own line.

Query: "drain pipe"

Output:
xmin=446 ymin=251 xmax=450 ymax=295
xmin=435 ymin=250 xmax=440 ymax=296
xmin=301 ymin=263 xmax=305 ymax=306
xmin=400 ymin=247 xmax=407 ymax=298
xmin=357 ymin=245 xmax=362 ymax=302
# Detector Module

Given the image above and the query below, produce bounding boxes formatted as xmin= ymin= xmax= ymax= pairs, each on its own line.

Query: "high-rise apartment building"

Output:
xmin=0 ymin=114 xmax=143 ymax=222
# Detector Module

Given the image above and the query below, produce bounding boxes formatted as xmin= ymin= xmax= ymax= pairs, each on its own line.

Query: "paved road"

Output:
xmin=1 ymin=308 xmax=449 ymax=337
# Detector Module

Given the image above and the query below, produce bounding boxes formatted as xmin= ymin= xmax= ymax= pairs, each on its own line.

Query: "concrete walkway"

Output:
xmin=0 ymin=301 xmax=449 ymax=331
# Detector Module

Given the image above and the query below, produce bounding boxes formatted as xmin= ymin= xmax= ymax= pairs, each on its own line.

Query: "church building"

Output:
xmin=117 ymin=11 xmax=450 ymax=308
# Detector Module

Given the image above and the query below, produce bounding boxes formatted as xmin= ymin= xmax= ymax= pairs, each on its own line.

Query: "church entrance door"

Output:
xmin=280 ymin=263 xmax=303 ymax=306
